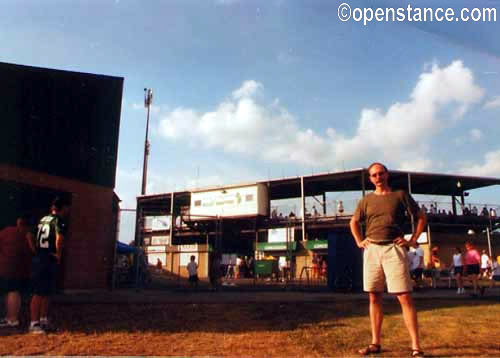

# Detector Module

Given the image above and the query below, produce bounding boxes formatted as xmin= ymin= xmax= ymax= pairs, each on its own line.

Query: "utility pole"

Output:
xmin=141 ymin=88 xmax=153 ymax=195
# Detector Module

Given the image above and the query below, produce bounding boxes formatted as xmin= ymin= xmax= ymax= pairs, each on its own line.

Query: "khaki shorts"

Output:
xmin=363 ymin=242 xmax=412 ymax=293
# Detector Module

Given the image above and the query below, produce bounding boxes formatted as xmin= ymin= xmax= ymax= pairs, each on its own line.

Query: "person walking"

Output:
xmin=187 ymin=255 xmax=199 ymax=289
xmin=350 ymin=162 xmax=426 ymax=358
xmin=30 ymin=197 xmax=71 ymax=334
xmin=464 ymin=242 xmax=481 ymax=296
xmin=480 ymin=250 xmax=491 ymax=278
xmin=451 ymin=247 xmax=465 ymax=294
xmin=0 ymin=216 xmax=34 ymax=328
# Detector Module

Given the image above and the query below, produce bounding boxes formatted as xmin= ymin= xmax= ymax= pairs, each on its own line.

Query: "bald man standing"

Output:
xmin=350 ymin=163 xmax=427 ymax=358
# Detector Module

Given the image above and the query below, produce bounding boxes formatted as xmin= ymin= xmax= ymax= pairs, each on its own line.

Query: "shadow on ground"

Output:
xmin=0 ymin=293 xmax=498 ymax=336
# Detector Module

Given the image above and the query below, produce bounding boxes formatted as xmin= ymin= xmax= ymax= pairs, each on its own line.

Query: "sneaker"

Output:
xmin=0 ymin=319 xmax=19 ymax=328
xmin=456 ymin=288 xmax=461 ymax=294
xmin=29 ymin=323 xmax=46 ymax=334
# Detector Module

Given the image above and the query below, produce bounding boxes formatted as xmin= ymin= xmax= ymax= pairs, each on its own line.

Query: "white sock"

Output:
xmin=30 ymin=321 xmax=40 ymax=328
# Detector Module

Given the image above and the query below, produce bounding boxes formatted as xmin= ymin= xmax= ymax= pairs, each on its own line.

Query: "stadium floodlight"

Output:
xmin=141 ymin=88 xmax=153 ymax=195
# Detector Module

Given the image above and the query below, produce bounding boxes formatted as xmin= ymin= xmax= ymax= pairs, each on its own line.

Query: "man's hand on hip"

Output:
xmin=357 ymin=239 xmax=370 ymax=249
xmin=393 ymin=237 xmax=414 ymax=247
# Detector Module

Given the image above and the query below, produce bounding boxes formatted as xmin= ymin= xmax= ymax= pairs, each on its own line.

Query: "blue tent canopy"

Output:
xmin=117 ymin=241 xmax=137 ymax=254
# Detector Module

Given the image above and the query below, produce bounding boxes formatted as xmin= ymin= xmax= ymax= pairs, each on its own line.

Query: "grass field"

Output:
xmin=0 ymin=298 xmax=499 ymax=357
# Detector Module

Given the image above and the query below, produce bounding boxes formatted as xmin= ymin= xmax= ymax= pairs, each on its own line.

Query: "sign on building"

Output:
xmin=190 ymin=184 xmax=268 ymax=218
xmin=152 ymin=216 xmax=171 ymax=231
xmin=268 ymin=228 xmax=294 ymax=243
xmin=404 ymin=232 xmax=428 ymax=244
xmin=151 ymin=236 xmax=169 ymax=245
xmin=146 ymin=245 xmax=167 ymax=253
xmin=180 ymin=252 xmax=199 ymax=266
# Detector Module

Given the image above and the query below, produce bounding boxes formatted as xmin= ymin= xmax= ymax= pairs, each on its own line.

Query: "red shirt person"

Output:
xmin=0 ymin=217 xmax=33 ymax=327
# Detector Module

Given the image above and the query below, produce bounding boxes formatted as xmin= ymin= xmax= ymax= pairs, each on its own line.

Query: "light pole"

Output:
xmin=468 ymin=227 xmax=493 ymax=259
xmin=141 ymin=88 xmax=153 ymax=195
xmin=486 ymin=227 xmax=493 ymax=259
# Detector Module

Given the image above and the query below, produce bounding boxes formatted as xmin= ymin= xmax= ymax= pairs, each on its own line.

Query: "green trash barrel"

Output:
xmin=255 ymin=260 xmax=276 ymax=276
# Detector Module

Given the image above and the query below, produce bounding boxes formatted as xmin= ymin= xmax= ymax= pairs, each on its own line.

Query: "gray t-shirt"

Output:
xmin=353 ymin=190 xmax=420 ymax=243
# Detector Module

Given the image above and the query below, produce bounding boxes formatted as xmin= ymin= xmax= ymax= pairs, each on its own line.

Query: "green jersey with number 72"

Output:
xmin=36 ymin=214 xmax=67 ymax=254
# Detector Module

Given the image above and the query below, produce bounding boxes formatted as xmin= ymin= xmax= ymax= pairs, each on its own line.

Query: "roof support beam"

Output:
xmin=301 ymin=176 xmax=306 ymax=242
xmin=169 ymin=192 xmax=174 ymax=246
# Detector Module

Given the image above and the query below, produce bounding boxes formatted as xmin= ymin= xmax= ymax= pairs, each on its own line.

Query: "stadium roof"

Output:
xmin=138 ymin=168 xmax=500 ymax=203
xmin=265 ymin=168 xmax=500 ymax=200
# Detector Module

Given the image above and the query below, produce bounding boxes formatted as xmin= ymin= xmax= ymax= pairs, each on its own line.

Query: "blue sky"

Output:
xmin=1 ymin=0 xmax=499 ymax=243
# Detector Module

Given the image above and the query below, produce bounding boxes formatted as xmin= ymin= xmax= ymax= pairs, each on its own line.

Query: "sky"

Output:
xmin=1 ymin=0 xmax=499 ymax=244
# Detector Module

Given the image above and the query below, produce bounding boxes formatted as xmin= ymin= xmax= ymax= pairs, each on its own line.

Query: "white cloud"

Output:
xmin=158 ymin=107 xmax=200 ymax=139
xmin=157 ymin=60 xmax=484 ymax=171
xmin=459 ymin=149 xmax=500 ymax=177
xmin=232 ymin=80 xmax=262 ymax=100
xmin=397 ymin=158 xmax=434 ymax=172
xmin=321 ymin=60 xmax=483 ymax=168
xmin=484 ymin=96 xmax=500 ymax=109
xmin=469 ymin=128 xmax=483 ymax=142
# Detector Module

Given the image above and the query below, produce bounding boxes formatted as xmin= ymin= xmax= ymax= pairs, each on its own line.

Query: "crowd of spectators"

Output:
xmin=270 ymin=201 xmax=346 ymax=220
xmin=271 ymin=202 xmax=498 ymax=221
xmin=419 ymin=202 xmax=498 ymax=218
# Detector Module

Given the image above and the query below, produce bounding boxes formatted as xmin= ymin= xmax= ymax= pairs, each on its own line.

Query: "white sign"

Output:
xmin=151 ymin=216 xmax=171 ymax=231
xmin=404 ymin=232 xmax=428 ymax=244
xmin=146 ymin=245 xmax=166 ymax=253
xmin=181 ymin=252 xmax=199 ymax=266
xmin=190 ymin=184 xmax=268 ymax=218
xmin=151 ymin=236 xmax=169 ymax=245
xmin=179 ymin=244 xmax=198 ymax=252
xmin=268 ymin=228 xmax=294 ymax=243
